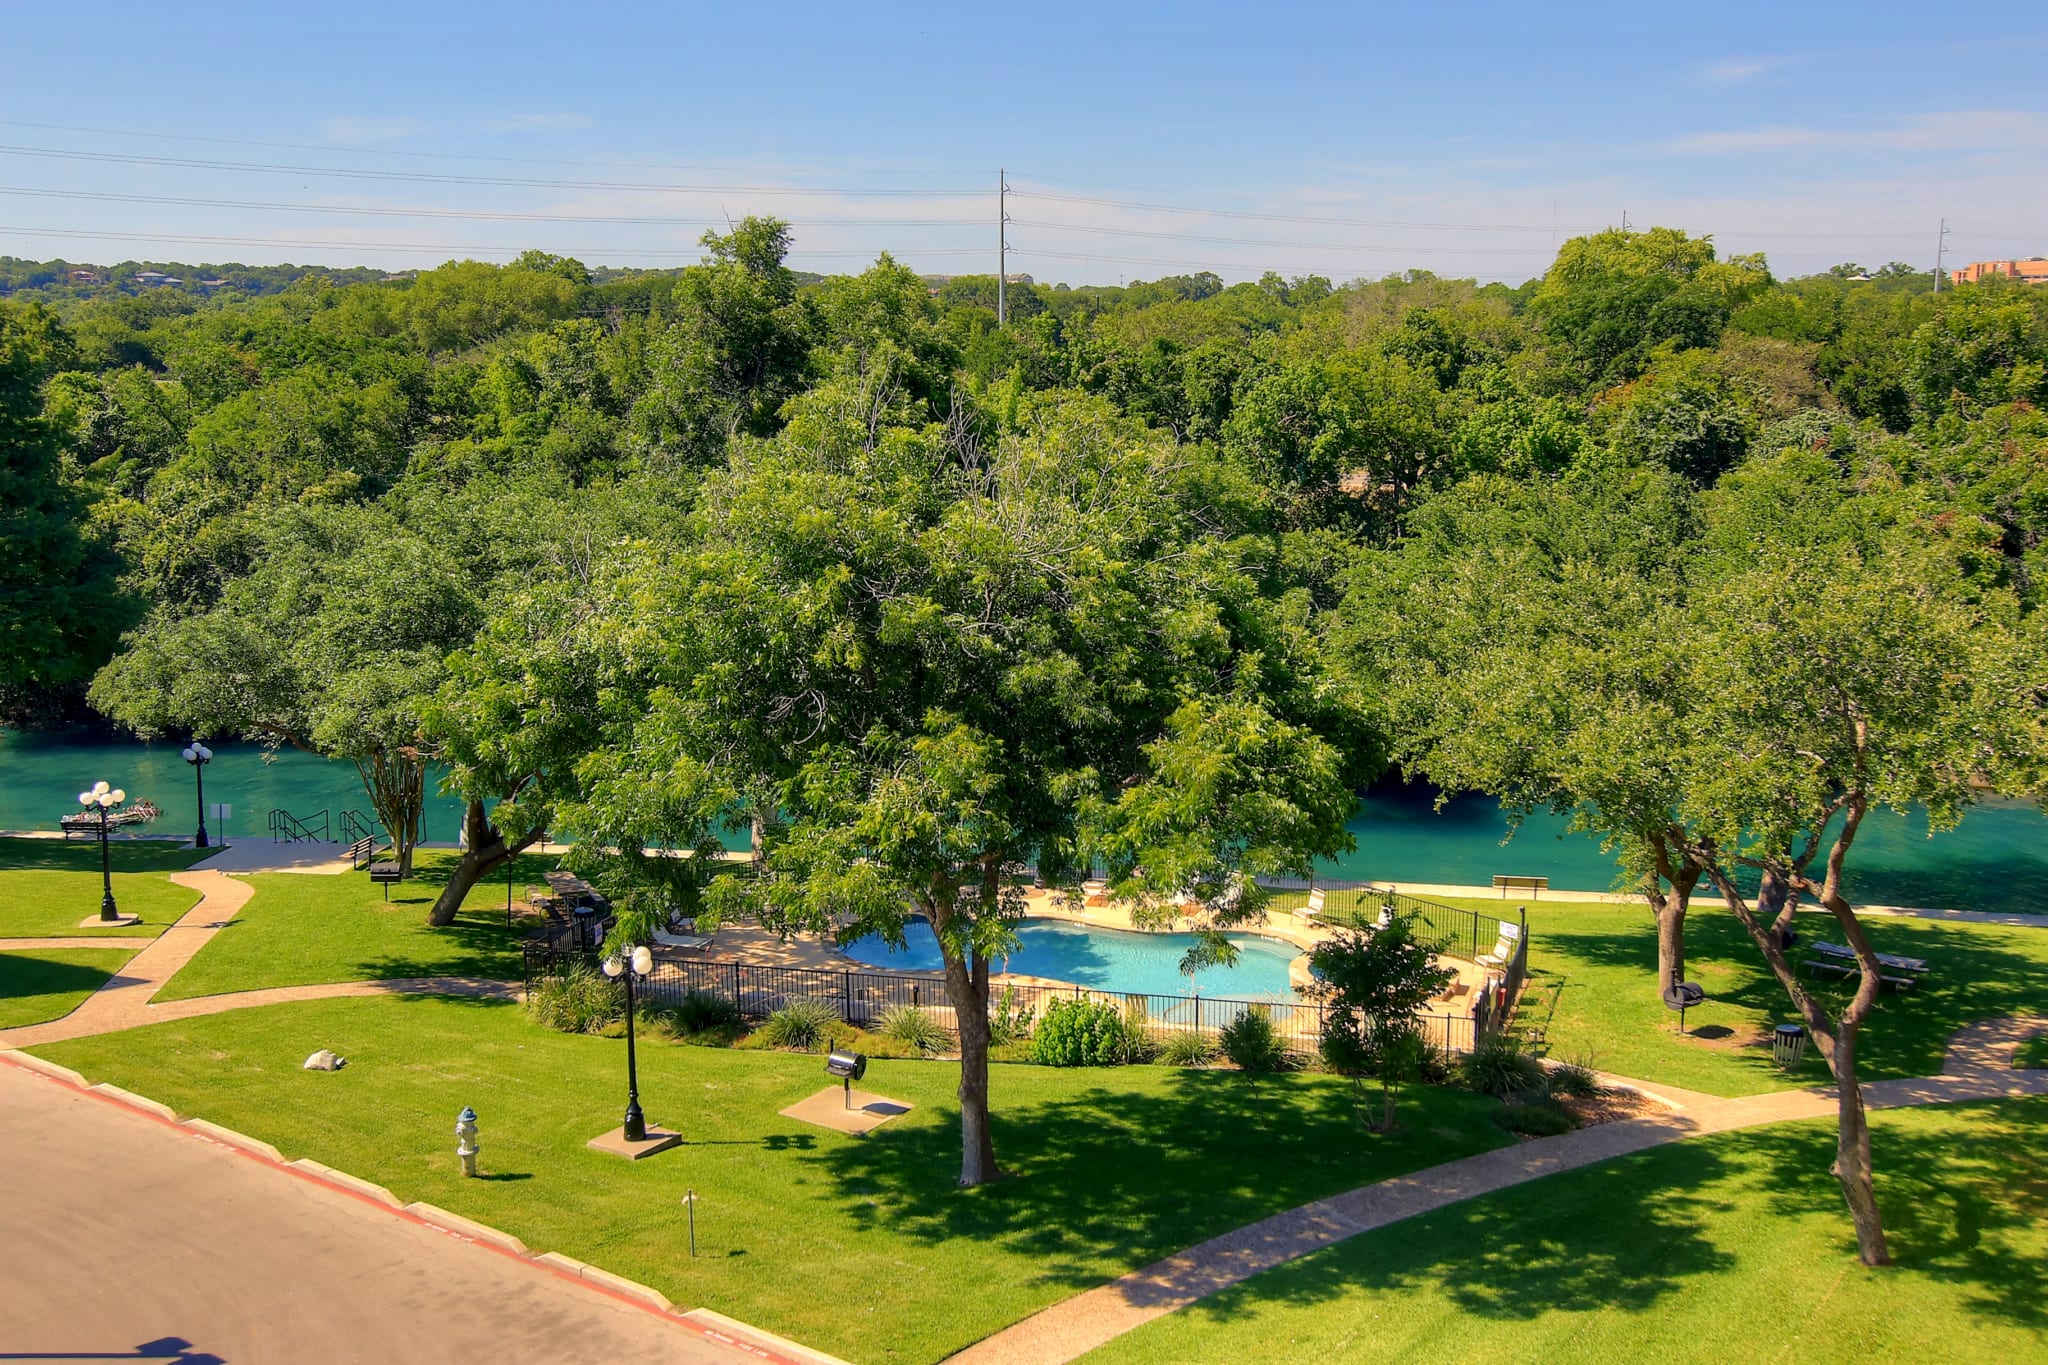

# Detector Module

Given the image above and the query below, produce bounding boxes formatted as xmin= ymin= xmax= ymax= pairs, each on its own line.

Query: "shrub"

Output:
xmin=1461 ymin=1031 xmax=1546 ymax=1098
xmin=1493 ymin=1101 xmax=1576 ymax=1137
xmin=1220 ymin=1005 xmax=1294 ymax=1073
xmin=526 ymin=963 xmax=621 ymax=1034
xmin=1031 ymin=998 xmax=1141 ymax=1067
xmin=1546 ymin=1052 xmax=1602 ymax=1098
xmin=876 ymin=1004 xmax=952 ymax=1056
xmin=649 ymin=989 xmax=744 ymax=1036
xmin=988 ymin=985 xmax=1036 ymax=1046
xmin=756 ymin=997 xmax=839 ymax=1051
xmin=1157 ymin=1029 xmax=1218 ymax=1067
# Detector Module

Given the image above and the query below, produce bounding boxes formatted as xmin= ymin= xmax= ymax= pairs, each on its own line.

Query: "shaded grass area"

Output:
xmin=1085 ymin=1097 xmax=2048 ymax=1364
xmin=0 ymin=946 xmax=137 ymax=1027
xmin=0 ymin=836 xmax=214 ymax=873
xmin=34 ymin=994 xmax=1513 ymax=1364
xmin=1424 ymin=897 xmax=2048 ymax=1097
xmin=2019 ymin=1037 xmax=2047 ymax=1070
xmin=153 ymin=851 xmax=555 ymax=1001
xmin=0 ymin=867 xmax=204 ymax=939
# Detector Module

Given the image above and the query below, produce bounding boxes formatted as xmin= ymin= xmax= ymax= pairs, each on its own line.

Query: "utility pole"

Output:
xmin=1933 ymin=218 xmax=1951 ymax=293
xmin=998 ymin=168 xmax=1007 ymax=327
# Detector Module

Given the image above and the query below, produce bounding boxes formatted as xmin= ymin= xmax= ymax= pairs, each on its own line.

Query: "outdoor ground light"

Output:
xmin=180 ymin=741 xmax=213 ymax=848
xmin=78 ymin=781 xmax=126 ymax=921
xmin=602 ymin=946 xmax=656 ymax=1141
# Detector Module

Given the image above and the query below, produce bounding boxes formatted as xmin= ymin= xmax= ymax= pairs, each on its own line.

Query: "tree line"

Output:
xmin=3 ymin=221 xmax=2044 ymax=1249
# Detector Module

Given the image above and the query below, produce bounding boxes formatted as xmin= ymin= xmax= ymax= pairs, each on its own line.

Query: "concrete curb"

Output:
xmin=684 ymin=1309 xmax=857 ymax=1365
xmin=287 ymin=1158 xmax=402 ymax=1208
xmin=90 ymin=1082 xmax=178 ymax=1122
xmin=182 ymin=1117 xmax=286 ymax=1163
xmin=533 ymin=1250 xmax=590 ymax=1276
xmin=0 ymin=1050 xmax=87 ymax=1088
xmin=577 ymin=1264 xmax=674 ymax=1313
xmin=405 ymin=1202 xmax=529 ymax=1256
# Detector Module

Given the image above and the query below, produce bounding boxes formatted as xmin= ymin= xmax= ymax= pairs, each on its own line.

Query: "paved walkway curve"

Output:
xmin=948 ymin=1016 xmax=2048 ymax=1365
xmin=0 ymin=869 xmax=520 ymax=1049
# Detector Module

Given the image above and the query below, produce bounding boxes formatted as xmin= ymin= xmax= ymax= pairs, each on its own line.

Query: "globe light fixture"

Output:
xmin=601 ymin=945 xmax=657 ymax=1140
xmin=180 ymin=742 xmax=214 ymax=848
xmin=78 ymin=781 xmax=127 ymax=921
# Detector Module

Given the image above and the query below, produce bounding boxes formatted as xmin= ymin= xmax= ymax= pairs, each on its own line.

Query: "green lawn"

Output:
xmin=1427 ymin=897 xmax=2048 ymax=1097
xmin=0 ymin=866 xmax=205 ymax=939
xmin=153 ymin=851 xmax=550 ymax=1000
xmin=2019 ymin=1036 xmax=2048 ymax=1070
xmin=0 ymin=946 xmax=136 ymax=1027
xmin=0 ymin=836 xmax=215 ymax=873
xmin=1084 ymin=1097 xmax=2048 ymax=1364
xmin=34 ymin=994 xmax=1514 ymax=1364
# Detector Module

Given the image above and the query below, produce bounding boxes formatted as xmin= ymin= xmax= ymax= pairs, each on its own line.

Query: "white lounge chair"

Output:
xmin=1476 ymin=921 xmax=1522 ymax=969
xmin=1299 ymin=888 xmax=1327 ymax=924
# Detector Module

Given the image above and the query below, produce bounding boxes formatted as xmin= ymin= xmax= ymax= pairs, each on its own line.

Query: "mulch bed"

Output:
xmin=1556 ymin=1088 xmax=1663 ymax=1127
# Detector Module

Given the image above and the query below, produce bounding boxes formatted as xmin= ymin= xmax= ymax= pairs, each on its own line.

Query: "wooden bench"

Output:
xmin=1492 ymin=875 xmax=1548 ymax=898
xmin=347 ymin=836 xmax=375 ymax=870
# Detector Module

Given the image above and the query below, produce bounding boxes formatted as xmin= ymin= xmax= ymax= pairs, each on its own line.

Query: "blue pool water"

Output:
xmin=844 ymin=917 xmax=1302 ymax=1001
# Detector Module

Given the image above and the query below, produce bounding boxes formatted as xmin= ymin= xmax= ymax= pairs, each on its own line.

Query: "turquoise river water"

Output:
xmin=3 ymin=732 xmax=2041 ymax=914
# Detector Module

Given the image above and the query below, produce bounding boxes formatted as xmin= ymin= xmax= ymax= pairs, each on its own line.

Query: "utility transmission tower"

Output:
xmin=998 ymin=168 xmax=1008 ymax=326
xmin=1933 ymin=218 xmax=1951 ymax=293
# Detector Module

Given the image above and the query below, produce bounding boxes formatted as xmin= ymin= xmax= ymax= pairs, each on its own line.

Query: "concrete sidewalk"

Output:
xmin=0 ymin=1060 xmax=759 ymax=1364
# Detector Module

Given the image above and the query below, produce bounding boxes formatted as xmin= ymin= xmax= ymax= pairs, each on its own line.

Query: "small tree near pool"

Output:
xmin=1309 ymin=917 xmax=1454 ymax=1131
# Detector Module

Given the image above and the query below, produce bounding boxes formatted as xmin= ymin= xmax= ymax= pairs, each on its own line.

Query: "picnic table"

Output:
xmin=1802 ymin=941 xmax=1928 ymax=990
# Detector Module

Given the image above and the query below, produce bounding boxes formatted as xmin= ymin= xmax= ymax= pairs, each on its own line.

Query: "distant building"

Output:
xmin=1950 ymin=257 xmax=2048 ymax=286
xmin=67 ymin=269 xmax=99 ymax=284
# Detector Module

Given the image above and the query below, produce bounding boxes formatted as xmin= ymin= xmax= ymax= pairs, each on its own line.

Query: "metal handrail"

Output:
xmin=266 ymin=807 xmax=330 ymax=843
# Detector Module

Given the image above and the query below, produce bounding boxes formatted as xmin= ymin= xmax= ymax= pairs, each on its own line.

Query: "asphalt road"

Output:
xmin=0 ymin=1062 xmax=750 ymax=1364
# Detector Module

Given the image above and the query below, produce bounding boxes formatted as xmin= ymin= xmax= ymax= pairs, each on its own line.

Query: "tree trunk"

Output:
xmin=427 ymin=798 xmax=543 ymax=927
xmin=355 ymin=749 xmax=424 ymax=877
xmin=944 ymin=947 xmax=997 ymax=1187
xmin=1830 ymin=1023 xmax=1891 ymax=1265
xmin=1646 ymin=837 xmax=1699 ymax=999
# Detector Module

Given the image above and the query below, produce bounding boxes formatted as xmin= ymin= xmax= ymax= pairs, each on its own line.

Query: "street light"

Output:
xmin=77 ymin=781 xmax=126 ymax=922
xmin=180 ymin=741 xmax=213 ymax=849
xmin=601 ymin=944 xmax=656 ymax=1142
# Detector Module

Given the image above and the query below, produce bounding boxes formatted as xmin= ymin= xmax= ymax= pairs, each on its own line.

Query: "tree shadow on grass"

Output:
xmin=1816 ymin=1099 xmax=2048 ymax=1331
xmin=0 ymin=951 xmax=125 ymax=1005
xmin=803 ymin=1071 xmax=1502 ymax=1297
xmin=1175 ymin=1139 xmax=1743 ymax=1328
xmin=0 ymin=837 xmax=211 ymax=874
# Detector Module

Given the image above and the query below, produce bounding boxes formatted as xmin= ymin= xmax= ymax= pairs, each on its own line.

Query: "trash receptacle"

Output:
xmin=1773 ymin=1023 xmax=1807 ymax=1068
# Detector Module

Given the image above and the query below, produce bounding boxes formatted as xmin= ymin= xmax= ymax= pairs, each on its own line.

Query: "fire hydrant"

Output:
xmin=455 ymin=1106 xmax=479 ymax=1178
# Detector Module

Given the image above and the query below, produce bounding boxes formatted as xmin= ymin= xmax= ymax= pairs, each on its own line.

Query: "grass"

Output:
xmin=1084 ymin=1097 xmax=2048 ymax=1364
xmin=0 ymin=946 xmax=136 ymax=1027
xmin=152 ymin=850 xmax=549 ymax=1001
xmin=2019 ymin=1037 xmax=2047 ymax=1070
xmin=0 ymin=868 xmax=204 ymax=939
xmin=34 ymin=994 xmax=1513 ymax=1364
xmin=1425 ymin=897 xmax=2048 ymax=1097
xmin=0 ymin=836 xmax=216 ymax=874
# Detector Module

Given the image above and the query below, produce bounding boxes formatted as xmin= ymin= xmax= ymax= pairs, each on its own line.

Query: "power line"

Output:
xmin=0 ymin=185 xmax=983 ymax=228
xmin=0 ymin=225 xmax=989 ymax=260
xmin=0 ymin=118 xmax=978 ymax=181
xmin=0 ymin=145 xmax=988 ymax=198
xmin=1012 ymin=217 xmax=1600 ymax=253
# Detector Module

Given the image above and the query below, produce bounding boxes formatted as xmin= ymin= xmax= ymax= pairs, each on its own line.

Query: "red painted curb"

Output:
xmin=0 ymin=1052 xmax=812 ymax=1365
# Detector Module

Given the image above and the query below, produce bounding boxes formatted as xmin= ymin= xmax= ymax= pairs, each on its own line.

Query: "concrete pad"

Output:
xmin=89 ymin=1082 xmax=178 ymax=1122
xmin=78 ymin=913 xmax=141 ymax=928
xmin=183 ymin=1117 xmax=286 ymax=1163
xmin=683 ymin=1308 xmax=857 ymax=1365
xmin=405 ymin=1202 xmax=529 ymax=1255
xmin=587 ymin=1125 xmax=683 ymax=1159
xmin=287 ymin=1157 xmax=402 ymax=1207
xmin=577 ymin=1263 xmax=674 ymax=1312
xmin=2 ymin=1050 xmax=88 ymax=1089
xmin=778 ymin=1086 xmax=913 ymax=1135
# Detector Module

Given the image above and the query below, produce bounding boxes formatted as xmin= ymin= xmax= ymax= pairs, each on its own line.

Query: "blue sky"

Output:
xmin=1 ymin=0 xmax=2043 ymax=283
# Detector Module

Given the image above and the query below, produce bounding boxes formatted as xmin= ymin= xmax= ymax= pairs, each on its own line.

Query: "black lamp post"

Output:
xmin=602 ymin=945 xmax=654 ymax=1141
xmin=181 ymin=742 xmax=213 ymax=849
xmin=77 ymin=781 xmax=125 ymax=922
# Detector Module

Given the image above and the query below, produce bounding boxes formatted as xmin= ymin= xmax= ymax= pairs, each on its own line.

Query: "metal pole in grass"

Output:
xmin=682 ymin=1189 xmax=697 ymax=1256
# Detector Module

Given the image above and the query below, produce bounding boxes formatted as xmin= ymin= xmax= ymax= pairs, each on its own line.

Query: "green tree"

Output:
xmin=563 ymin=389 xmax=1369 ymax=1186
xmin=0 ymin=300 xmax=128 ymax=699
xmin=1308 ymin=916 xmax=1454 ymax=1129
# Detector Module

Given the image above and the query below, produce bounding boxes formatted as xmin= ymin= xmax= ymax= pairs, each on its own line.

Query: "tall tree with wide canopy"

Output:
xmin=565 ymin=385 xmax=1371 ymax=1186
xmin=1341 ymin=458 xmax=1707 ymax=997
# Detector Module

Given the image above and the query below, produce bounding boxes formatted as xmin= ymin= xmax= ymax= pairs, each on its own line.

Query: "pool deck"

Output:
xmin=676 ymin=890 xmax=1497 ymax=1014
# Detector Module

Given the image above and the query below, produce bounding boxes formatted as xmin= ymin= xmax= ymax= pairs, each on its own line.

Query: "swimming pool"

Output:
xmin=842 ymin=917 xmax=1303 ymax=1001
